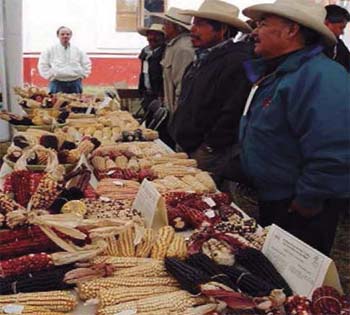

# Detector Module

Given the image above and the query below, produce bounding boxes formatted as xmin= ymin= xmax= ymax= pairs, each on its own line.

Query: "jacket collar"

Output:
xmin=244 ymin=45 xmax=324 ymax=84
xmin=166 ymin=32 xmax=190 ymax=47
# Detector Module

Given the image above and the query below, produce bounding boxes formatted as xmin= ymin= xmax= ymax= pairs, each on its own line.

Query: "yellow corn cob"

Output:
xmin=30 ymin=174 xmax=63 ymax=210
xmin=138 ymin=158 xmax=153 ymax=169
xmin=116 ymin=226 xmax=135 ymax=256
xmin=0 ymin=305 xmax=70 ymax=315
xmin=112 ymin=260 xmax=167 ymax=278
xmin=66 ymin=148 xmax=81 ymax=164
xmin=151 ymin=165 xmax=199 ymax=178
xmin=124 ymin=309 xmax=174 ymax=315
xmin=92 ymin=256 xmax=155 ymax=268
xmin=91 ymin=156 xmax=106 ymax=171
xmin=98 ymin=286 xmax=180 ymax=307
xmin=163 ymin=152 xmax=189 ymax=159
xmin=0 ymin=291 xmax=77 ymax=312
xmin=166 ymin=234 xmax=188 ymax=259
xmin=105 ymin=158 xmax=116 ymax=169
xmin=0 ymin=192 xmax=25 ymax=213
xmin=104 ymin=235 xmax=119 ymax=256
xmin=78 ymin=276 xmax=179 ymax=300
xmin=151 ymin=226 xmax=175 ymax=260
xmin=135 ymin=228 xmax=155 ymax=257
xmin=78 ymin=139 xmax=95 ymax=155
xmin=163 ymin=176 xmax=191 ymax=190
xmin=127 ymin=157 xmax=140 ymax=171
xmin=181 ymin=175 xmax=209 ymax=193
xmin=195 ymin=172 xmax=217 ymax=193
xmin=183 ymin=304 xmax=218 ymax=315
xmin=152 ymin=157 xmax=197 ymax=167
xmin=114 ymin=155 xmax=129 ymax=169
xmin=97 ymin=290 xmax=207 ymax=315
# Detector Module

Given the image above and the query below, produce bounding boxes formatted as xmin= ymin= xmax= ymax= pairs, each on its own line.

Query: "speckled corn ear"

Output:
xmin=78 ymin=276 xmax=179 ymax=300
xmin=98 ymin=285 xmax=179 ymax=308
xmin=166 ymin=234 xmax=188 ymax=259
xmin=97 ymin=290 xmax=207 ymax=315
xmin=0 ymin=290 xmax=77 ymax=313
xmin=151 ymin=226 xmax=175 ymax=259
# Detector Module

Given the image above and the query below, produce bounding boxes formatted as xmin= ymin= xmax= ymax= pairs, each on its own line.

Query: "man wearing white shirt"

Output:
xmin=38 ymin=26 xmax=91 ymax=93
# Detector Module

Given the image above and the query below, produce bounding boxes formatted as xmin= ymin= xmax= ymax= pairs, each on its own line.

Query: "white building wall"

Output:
xmin=21 ymin=0 xmax=350 ymax=54
xmin=23 ymin=0 xmax=276 ymax=55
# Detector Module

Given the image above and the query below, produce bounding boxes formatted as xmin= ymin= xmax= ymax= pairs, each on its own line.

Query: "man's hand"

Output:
xmin=289 ymin=200 xmax=322 ymax=218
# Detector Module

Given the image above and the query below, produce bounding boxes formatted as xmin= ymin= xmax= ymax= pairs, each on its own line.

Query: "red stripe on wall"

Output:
xmin=23 ymin=57 xmax=141 ymax=87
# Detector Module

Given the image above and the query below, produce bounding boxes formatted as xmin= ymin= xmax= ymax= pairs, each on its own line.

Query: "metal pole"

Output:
xmin=0 ymin=0 xmax=11 ymax=141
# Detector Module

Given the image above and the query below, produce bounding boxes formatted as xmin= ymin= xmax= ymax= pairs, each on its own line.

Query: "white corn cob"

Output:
xmin=112 ymin=260 xmax=167 ymax=278
xmin=98 ymin=286 xmax=180 ymax=307
xmin=0 ymin=290 xmax=76 ymax=312
xmin=195 ymin=172 xmax=217 ymax=193
xmin=92 ymin=256 xmax=154 ymax=268
xmin=78 ymin=276 xmax=179 ymax=300
xmin=116 ymin=226 xmax=135 ymax=257
xmin=166 ymin=234 xmax=188 ymax=259
xmin=135 ymin=228 xmax=156 ymax=257
xmin=151 ymin=226 xmax=175 ymax=259
xmin=97 ymin=290 xmax=207 ymax=315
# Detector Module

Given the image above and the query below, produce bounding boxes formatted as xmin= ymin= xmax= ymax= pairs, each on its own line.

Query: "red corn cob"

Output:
xmin=285 ymin=295 xmax=313 ymax=315
xmin=0 ymin=226 xmax=44 ymax=244
xmin=0 ymin=236 xmax=61 ymax=259
xmin=178 ymin=205 xmax=211 ymax=228
xmin=164 ymin=192 xmax=201 ymax=207
xmin=183 ymin=198 xmax=211 ymax=211
xmin=167 ymin=206 xmax=188 ymax=231
xmin=0 ymin=252 xmax=54 ymax=278
xmin=312 ymin=286 xmax=342 ymax=315
xmin=210 ymin=192 xmax=231 ymax=206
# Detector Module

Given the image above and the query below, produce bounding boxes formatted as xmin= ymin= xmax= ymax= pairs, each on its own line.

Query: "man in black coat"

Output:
xmin=172 ymin=0 xmax=253 ymax=184
xmin=137 ymin=24 xmax=166 ymax=111
xmin=324 ymin=4 xmax=350 ymax=72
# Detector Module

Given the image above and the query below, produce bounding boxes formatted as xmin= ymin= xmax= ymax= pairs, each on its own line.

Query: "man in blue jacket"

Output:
xmin=240 ymin=0 xmax=350 ymax=255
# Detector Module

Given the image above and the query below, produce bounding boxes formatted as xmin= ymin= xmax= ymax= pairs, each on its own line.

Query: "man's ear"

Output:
xmin=287 ymin=22 xmax=300 ymax=38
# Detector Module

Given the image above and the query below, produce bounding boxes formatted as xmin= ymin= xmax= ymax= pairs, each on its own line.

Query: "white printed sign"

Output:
xmin=262 ymin=224 xmax=343 ymax=298
xmin=132 ymin=179 xmax=168 ymax=229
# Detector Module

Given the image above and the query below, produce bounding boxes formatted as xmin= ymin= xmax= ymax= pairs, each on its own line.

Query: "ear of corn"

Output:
xmin=116 ymin=226 xmax=135 ymax=257
xmin=195 ymin=172 xmax=217 ymax=193
xmin=104 ymin=235 xmax=119 ymax=256
xmin=78 ymin=276 xmax=179 ymax=300
xmin=0 ymin=290 xmax=77 ymax=312
xmin=98 ymin=286 xmax=180 ymax=307
xmin=30 ymin=174 xmax=63 ymax=210
xmin=0 ymin=305 xmax=70 ymax=315
xmin=0 ymin=192 xmax=26 ymax=214
xmin=135 ymin=228 xmax=155 ymax=257
xmin=151 ymin=226 xmax=175 ymax=260
xmin=166 ymin=234 xmax=188 ymax=259
xmin=97 ymin=290 xmax=207 ymax=315
xmin=112 ymin=260 xmax=167 ymax=278
xmin=181 ymin=175 xmax=209 ymax=193
xmin=92 ymin=256 xmax=155 ymax=268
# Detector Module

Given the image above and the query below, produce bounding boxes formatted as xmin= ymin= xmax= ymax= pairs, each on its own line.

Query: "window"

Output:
xmin=116 ymin=0 xmax=167 ymax=32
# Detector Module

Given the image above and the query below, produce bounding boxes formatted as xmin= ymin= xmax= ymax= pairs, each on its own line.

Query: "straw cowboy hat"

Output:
xmin=243 ymin=0 xmax=337 ymax=46
xmin=137 ymin=23 xmax=165 ymax=36
xmin=151 ymin=7 xmax=192 ymax=30
xmin=180 ymin=0 xmax=252 ymax=33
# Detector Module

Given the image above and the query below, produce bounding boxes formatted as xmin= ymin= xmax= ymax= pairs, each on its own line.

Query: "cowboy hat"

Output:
xmin=243 ymin=0 xmax=337 ymax=46
xmin=151 ymin=7 xmax=192 ymax=30
xmin=180 ymin=0 xmax=252 ymax=33
xmin=137 ymin=23 xmax=165 ymax=36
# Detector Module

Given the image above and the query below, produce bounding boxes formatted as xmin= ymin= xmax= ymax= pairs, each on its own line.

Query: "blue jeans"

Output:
xmin=49 ymin=79 xmax=82 ymax=94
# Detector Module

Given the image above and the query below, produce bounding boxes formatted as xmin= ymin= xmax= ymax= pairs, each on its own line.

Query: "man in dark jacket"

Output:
xmin=172 ymin=0 xmax=253 ymax=184
xmin=241 ymin=0 xmax=350 ymax=255
xmin=324 ymin=4 xmax=350 ymax=72
xmin=137 ymin=24 xmax=166 ymax=112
